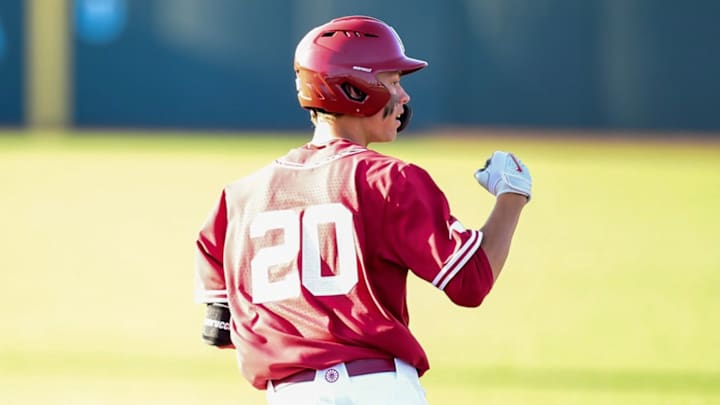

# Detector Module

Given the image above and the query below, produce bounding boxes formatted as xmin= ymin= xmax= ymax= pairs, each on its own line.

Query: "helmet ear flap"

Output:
xmin=341 ymin=83 xmax=367 ymax=102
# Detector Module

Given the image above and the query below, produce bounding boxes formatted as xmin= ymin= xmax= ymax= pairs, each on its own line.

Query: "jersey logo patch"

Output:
xmin=324 ymin=368 xmax=340 ymax=383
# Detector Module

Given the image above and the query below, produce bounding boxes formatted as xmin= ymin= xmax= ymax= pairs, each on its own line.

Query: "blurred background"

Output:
xmin=2 ymin=0 xmax=720 ymax=132
xmin=1 ymin=1 xmax=719 ymax=405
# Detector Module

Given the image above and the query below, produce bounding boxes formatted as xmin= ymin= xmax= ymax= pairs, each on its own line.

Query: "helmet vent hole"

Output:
xmin=341 ymin=83 xmax=367 ymax=102
xmin=321 ymin=31 xmax=374 ymax=38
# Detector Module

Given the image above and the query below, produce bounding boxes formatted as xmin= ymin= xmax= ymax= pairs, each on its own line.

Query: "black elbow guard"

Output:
xmin=202 ymin=303 xmax=232 ymax=346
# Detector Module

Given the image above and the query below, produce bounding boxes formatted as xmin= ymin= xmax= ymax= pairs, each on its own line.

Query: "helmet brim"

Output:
xmin=375 ymin=56 xmax=428 ymax=76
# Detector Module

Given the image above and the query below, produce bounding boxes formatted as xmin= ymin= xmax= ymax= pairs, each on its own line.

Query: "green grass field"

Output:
xmin=1 ymin=130 xmax=719 ymax=404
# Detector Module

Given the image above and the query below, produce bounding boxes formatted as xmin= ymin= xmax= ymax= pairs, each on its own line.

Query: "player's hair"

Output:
xmin=309 ymin=109 xmax=340 ymax=126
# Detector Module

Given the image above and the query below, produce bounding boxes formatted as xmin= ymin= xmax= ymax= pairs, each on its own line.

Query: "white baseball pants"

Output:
xmin=266 ymin=358 xmax=428 ymax=405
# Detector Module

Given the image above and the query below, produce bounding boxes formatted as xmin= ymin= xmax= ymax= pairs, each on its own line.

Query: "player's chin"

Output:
xmin=376 ymin=132 xmax=397 ymax=144
xmin=377 ymin=118 xmax=399 ymax=142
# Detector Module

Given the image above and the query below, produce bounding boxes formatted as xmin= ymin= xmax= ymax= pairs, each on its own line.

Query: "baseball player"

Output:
xmin=195 ymin=15 xmax=532 ymax=405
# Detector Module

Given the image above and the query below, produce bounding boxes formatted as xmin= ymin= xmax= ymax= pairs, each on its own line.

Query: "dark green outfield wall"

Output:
xmin=5 ymin=1 xmax=720 ymax=132
xmin=0 ymin=1 xmax=23 ymax=126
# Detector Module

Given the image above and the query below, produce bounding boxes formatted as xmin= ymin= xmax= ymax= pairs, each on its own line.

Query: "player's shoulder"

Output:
xmin=356 ymin=148 xmax=406 ymax=179
xmin=357 ymin=148 xmax=436 ymax=191
xmin=223 ymin=161 xmax=276 ymax=193
xmin=357 ymin=147 xmax=414 ymax=172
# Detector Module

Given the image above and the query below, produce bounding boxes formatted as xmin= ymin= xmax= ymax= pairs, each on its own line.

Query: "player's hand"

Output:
xmin=474 ymin=151 xmax=532 ymax=200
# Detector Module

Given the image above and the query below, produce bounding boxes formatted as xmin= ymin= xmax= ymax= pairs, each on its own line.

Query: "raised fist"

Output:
xmin=474 ymin=151 xmax=532 ymax=200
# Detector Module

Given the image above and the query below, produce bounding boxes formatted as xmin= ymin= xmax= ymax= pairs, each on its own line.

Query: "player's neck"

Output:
xmin=310 ymin=120 xmax=367 ymax=147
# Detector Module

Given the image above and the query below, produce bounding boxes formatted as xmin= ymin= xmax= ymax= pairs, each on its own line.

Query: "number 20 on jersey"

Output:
xmin=250 ymin=203 xmax=359 ymax=304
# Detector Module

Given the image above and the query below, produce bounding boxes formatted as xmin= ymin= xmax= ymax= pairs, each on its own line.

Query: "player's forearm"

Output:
xmin=480 ymin=193 xmax=527 ymax=280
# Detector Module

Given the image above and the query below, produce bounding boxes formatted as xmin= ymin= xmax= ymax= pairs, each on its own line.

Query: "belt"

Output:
xmin=271 ymin=358 xmax=396 ymax=388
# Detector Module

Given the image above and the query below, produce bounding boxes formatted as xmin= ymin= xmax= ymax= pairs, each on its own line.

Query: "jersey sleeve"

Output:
xmin=194 ymin=190 xmax=229 ymax=304
xmin=383 ymin=164 xmax=495 ymax=307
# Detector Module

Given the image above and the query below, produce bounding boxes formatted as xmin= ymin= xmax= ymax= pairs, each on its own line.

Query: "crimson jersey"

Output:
xmin=195 ymin=138 xmax=494 ymax=389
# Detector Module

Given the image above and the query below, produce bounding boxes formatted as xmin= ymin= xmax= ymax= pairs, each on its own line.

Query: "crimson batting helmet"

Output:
xmin=294 ymin=16 xmax=428 ymax=118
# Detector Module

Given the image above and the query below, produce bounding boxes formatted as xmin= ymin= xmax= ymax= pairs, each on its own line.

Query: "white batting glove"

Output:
xmin=474 ymin=151 xmax=532 ymax=200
